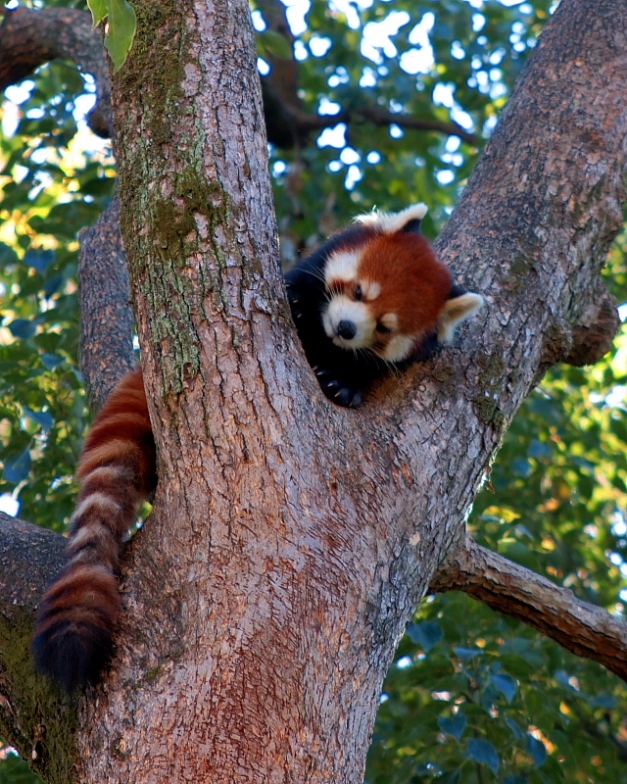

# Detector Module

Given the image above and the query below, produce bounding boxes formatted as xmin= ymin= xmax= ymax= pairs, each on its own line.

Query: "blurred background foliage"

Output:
xmin=0 ymin=0 xmax=626 ymax=782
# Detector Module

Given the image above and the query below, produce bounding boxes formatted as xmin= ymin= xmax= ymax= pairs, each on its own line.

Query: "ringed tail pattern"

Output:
xmin=32 ymin=368 xmax=156 ymax=691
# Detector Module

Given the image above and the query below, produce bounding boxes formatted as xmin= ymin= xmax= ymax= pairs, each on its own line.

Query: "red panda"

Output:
xmin=32 ymin=204 xmax=483 ymax=690
xmin=284 ymin=203 xmax=484 ymax=406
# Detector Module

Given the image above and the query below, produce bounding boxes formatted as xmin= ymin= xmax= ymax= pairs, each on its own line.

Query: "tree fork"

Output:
xmin=0 ymin=0 xmax=626 ymax=782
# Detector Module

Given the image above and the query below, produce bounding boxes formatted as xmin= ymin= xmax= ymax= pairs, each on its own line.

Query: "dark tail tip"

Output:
xmin=32 ymin=621 xmax=113 ymax=692
xmin=32 ymin=565 xmax=120 ymax=691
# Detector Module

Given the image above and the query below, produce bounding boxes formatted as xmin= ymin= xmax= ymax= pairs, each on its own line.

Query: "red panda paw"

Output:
xmin=314 ymin=367 xmax=363 ymax=407
xmin=334 ymin=386 xmax=362 ymax=408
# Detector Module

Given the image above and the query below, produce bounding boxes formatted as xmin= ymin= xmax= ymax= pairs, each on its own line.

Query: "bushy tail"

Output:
xmin=32 ymin=368 xmax=156 ymax=691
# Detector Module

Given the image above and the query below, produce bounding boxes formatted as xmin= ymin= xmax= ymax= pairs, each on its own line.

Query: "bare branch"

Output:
xmin=0 ymin=6 xmax=112 ymax=138
xmin=296 ymin=105 xmax=480 ymax=147
xmin=430 ymin=535 xmax=627 ymax=683
xmin=256 ymin=0 xmax=479 ymax=147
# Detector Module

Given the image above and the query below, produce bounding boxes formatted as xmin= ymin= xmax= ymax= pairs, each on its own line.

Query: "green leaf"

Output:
xmin=8 ymin=319 xmax=37 ymax=339
xmin=438 ymin=712 xmax=467 ymax=740
xmin=41 ymin=353 xmax=65 ymax=370
xmin=490 ymin=672 xmax=517 ymax=703
xmin=506 ymin=717 xmax=525 ymax=740
xmin=259 ymin=30 xmax=293 ymax=60
xmin=87 ymin=0 xmax=108 ymax=28
xmin=23 ymin=406 xmax=54 ymax=431
xmin=0 ymin=751 xmax=44 ymax=784
xmin=453 ymin=646 xmax=483 ymax=661
xmin=4 ymin=448 xmax=32 ymax=484
xmin=407 ymin=621 xmax=443 ymax=651
xmin=23 ymin=248 xmax=54 ymax=273
xmin=526 ymin=734 xmax=548 ymax=767
xmin=104 ymin=0 xmax=137 ymax=72
xmin=0 ymin=242 xmax=19 ymax=266
xmin=466 ymin=738 xmax=500 ymax=774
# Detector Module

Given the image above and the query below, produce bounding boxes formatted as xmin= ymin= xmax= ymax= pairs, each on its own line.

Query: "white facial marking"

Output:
xmin=382 ymin=334 xmax=418 ymax=362
xmin=362 ymin=280 xmax=381 ymax=300
xmin=355 ymin=203 xmax=428 ymax=234
xmin=325 ymin=249 xmax=361 ymax=286
xmin=322 ymin=296 xmax=376 ymax=349
xmin=380 ymin=312 xmax=399 ymax=331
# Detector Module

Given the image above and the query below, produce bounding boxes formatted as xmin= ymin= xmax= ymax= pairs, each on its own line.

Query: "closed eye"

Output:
xmin=375 ymin=322 xmax=392 ymax=334
xmin=354 ymin=284 xmax=363 ymax=301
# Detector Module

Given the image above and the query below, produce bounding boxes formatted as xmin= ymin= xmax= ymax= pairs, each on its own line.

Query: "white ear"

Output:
xmin=437 ymin=292 xmax=485 ymax=343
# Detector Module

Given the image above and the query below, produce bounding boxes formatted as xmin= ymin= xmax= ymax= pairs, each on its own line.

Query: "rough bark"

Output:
xmin=78 ymin=196 xmax=136 ymax=411
xmin=78 ymin=0 xmax=624 ymax=781
xmin=0 ymin=0 xmax=625 ymax=782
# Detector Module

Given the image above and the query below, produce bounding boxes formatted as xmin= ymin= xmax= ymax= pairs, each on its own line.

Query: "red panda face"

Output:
xmin=322 ymin=230 xmax=453 ymax=362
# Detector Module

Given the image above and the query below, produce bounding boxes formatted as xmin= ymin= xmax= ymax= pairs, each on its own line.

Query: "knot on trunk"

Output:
xmin=541 ymin=285 xmax=620 ymax=371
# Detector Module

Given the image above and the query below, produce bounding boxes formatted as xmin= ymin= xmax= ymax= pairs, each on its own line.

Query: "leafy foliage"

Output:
xmin=263 ymin=0 xmax=552 ymax=255
xmin=1 ymin=1 xmax=626 ymax=782
xmin=0 ymin=751 xmax=42 ymax=784
xmin=0 ymin=59 xmax=115 ymax=532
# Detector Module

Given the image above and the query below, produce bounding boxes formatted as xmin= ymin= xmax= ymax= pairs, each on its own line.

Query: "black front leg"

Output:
xmin=310 ymin=363 xmax=363 ymax=407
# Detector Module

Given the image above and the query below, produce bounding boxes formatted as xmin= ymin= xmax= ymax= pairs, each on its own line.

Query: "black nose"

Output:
xmin=337 ymin=320 xmax=357 ymax=340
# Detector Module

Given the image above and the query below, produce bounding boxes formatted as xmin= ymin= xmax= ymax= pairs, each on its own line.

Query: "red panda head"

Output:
xmin=322 ymin=204 xmax=484 ymax=362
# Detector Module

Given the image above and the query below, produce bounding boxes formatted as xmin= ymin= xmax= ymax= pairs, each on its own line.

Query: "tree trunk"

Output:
xmin=1 ymin=0 xmax=626 ymax=782
xmin=72 ymin=0 xmax=625 ymax=781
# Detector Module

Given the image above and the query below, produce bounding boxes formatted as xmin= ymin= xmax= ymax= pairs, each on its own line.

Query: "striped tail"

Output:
xmin=32 ymin=368 xmax=156 ymax=691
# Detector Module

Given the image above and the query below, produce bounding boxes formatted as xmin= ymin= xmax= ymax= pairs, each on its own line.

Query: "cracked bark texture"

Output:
xmin=0 ymin=0 xmax=626 ymax=782
xmin=78 ymin=196 xmax=136 ymax=411
xmin=77 ymin=0 xmax=624 ymax=781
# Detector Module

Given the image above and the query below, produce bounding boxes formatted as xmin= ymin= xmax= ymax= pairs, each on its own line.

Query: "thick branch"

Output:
xmin=0 ymin=514 xmax=64 ymax=616
xmin=0 ymin=6 xmax=112 ymax=138
xmin=78 ymin=196 xmax=135 ymax=412
xmin=430 ymin=535 xmax=627 ymax=683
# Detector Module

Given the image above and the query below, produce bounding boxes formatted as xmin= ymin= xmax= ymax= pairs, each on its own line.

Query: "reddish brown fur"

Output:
xmin=358 ymin=232 xmax=452 ymax=337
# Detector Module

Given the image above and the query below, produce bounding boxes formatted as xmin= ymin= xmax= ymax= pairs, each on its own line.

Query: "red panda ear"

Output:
xmin=401 ymin=217 xmax=422 ymax=235
xmin=437 ymin=290 xmax=485 ymax=343
xmin=355 ymin=203 xmax=428 ymax=234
